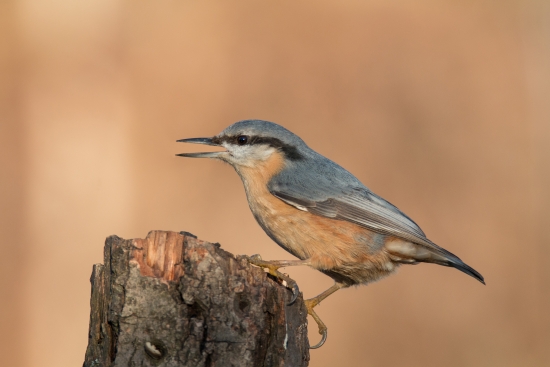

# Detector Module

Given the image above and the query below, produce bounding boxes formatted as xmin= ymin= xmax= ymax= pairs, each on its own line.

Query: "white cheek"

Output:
xmin=223 ymin=144 xmax=252 ymax=162
xmin=253 ymin=147 xmax=276 ymax=161
xmin=222 ymin=143 xmax=276 ymax=166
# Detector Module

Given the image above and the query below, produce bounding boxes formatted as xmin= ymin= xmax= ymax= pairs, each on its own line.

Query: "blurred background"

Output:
xmin=1 ymin=0 xmax=549 ymax=366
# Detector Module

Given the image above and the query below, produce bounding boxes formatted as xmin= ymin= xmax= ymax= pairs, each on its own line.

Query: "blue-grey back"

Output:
xmin=221 ymin=120 xmax=428 ymax=243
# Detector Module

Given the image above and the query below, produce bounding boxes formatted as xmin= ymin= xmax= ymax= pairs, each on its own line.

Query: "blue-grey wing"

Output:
xmin=267 ymin=157 xmax=437 ymax=250
xmin=267 ymin=155 xmax=485 ymax=284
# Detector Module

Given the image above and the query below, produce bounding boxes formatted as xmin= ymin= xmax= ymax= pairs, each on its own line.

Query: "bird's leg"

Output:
xmin=304 ymin=282 xmax=345 ymax=349
xmin=246 ymin=254 xmax=308 ymax=305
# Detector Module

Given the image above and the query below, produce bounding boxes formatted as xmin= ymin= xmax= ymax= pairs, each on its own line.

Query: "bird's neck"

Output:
xmin=235 ymin=151 xmax=286 ymax=203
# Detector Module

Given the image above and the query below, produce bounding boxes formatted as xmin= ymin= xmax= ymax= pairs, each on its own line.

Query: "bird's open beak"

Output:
xmin=176 ymin=137 xmax=224 ymax=158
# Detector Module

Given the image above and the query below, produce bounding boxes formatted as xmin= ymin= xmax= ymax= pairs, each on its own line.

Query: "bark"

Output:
xmin=83 ymin=230 xmax=310 ymax=367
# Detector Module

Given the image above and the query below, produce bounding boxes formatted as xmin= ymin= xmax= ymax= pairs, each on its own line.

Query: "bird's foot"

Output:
xmin=246 ymin=254 xmax=300 ymax=305
xmin=303 ymin=297 xmax=328 ymax=349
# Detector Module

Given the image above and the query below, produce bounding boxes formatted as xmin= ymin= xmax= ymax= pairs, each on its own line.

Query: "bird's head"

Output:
xmin=177 ymin=120 xmax=308 ymax=169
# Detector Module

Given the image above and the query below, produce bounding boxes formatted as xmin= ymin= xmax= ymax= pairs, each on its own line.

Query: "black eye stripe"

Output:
xmin=211 ymin=134 xmax=304 ymax=161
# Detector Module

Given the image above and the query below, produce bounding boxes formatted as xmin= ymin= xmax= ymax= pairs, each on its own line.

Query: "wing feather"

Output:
xmin=272 ymin=188 xmax=430 ymax=245
xmin=268 ymin=167 xmax=456 ymax=259
xmin=267 ymin=155 xmax=484 ymax=284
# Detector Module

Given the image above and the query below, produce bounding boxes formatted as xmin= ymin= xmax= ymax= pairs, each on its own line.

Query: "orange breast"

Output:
xmin=236 ymin=152 xmax=398 ymax=285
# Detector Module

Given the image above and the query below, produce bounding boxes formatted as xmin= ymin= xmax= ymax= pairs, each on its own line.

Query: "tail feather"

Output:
xmin=425 ymin=243 xmax=485 ymax=284
xmin=446 ymin=259 xmax=485 ymax=284
xmin=385 ymin=239 xmax=485 ymax=284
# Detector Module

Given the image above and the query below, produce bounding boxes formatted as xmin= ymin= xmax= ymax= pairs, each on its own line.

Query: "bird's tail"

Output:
xmin=386 ymin=240 xmax=485 ymax=284
xmin=443 ymin=257 xmax=485 ymax=284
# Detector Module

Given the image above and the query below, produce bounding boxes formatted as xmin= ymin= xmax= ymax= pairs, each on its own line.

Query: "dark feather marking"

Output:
xmin=212 ymin=135 xmax=304 ymax=161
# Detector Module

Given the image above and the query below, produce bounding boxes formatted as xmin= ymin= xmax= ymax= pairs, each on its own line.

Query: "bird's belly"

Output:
xmin=248 ymin=193 xmax=398 ymax=285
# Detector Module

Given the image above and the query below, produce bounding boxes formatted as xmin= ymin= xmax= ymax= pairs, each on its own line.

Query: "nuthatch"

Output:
xmin=177 ymin=119 xmax=484 ymax=348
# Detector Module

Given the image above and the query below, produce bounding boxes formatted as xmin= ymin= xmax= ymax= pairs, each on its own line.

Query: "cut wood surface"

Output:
xmin=83 ymin=230 xmax=310 ymax=367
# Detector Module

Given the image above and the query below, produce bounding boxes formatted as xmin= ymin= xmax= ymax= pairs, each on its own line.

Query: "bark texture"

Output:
xmin=83 ymin=230 xmax=310 ymax=367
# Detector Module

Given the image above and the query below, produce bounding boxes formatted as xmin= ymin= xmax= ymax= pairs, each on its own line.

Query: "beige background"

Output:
xmin=1 ymin=1 xmax=549 ymax=366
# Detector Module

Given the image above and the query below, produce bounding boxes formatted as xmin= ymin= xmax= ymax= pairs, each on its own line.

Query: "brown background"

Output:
xmin=1 ymin=1 xmax=549 ymax=366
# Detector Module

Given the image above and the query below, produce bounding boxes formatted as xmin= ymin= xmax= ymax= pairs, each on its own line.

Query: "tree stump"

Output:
xmin=83 ymin=230 xmax=310 ymax=367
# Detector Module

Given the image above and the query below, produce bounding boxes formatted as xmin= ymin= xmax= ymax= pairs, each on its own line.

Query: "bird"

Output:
xmin=177 ymin=119 xmax=484 ymax=349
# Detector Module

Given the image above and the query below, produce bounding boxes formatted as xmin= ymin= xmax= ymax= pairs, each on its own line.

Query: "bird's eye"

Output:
xmin=237 ymin=135 xmax=248 ymax=145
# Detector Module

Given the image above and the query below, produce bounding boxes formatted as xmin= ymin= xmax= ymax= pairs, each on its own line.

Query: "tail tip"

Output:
xmin=452 ymin=261 xmax=485 ymax=285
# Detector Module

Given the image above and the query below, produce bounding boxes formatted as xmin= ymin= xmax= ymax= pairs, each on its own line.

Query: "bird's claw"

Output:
xmin=304 ymin=297 xmax=329 ymax=349
xmin=245 ymin=255 xmax=299 ymax=305
xmin=288 ymin=282 xmax=299 ymax=305
xmin=309 ymin=329 xmax=328 ymax=349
